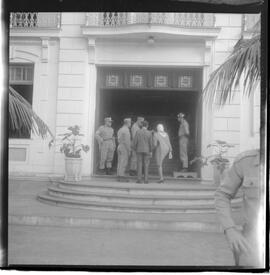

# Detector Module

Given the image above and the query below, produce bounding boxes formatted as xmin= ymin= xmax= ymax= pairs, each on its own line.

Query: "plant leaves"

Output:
xmin=202 ymin=32 xmax=260 ymax=107
xmin=9 ymin=86 xmax=54 ymax=139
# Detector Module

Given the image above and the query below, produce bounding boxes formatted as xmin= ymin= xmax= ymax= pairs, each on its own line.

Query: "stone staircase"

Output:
xmin=38 ymin=179 xmax=242 ymax=214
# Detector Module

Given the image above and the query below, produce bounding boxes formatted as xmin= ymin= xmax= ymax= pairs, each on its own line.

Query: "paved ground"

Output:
xmin=8 ymin=178 xmax=239 ymax=266
xmin=8 ymin=224 xmax=234 ymax=266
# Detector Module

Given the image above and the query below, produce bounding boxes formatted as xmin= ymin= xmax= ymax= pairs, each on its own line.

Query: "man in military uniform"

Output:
xmin=177 ymin=113 xmax=190 ymax=172
xmin=117 ymin=118 xmax=132 ymax=182
xmin=95 ymin=117 xmax=116 ymax=175
xmin=215 ymin=149 xmax=263 ymax=267
xmin=129 ymin=116 xmax=144 ymax=176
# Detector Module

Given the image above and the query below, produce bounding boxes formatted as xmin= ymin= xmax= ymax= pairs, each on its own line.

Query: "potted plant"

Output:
xmin=190 ymin=140 xmax=235 ymax=185
xmin=49 ymin=125 xmax=90 ymax=182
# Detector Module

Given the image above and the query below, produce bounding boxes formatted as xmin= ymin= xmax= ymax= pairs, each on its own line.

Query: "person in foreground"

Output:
xmin=116 ymin=118 xmax=132 ymax=182
xmin=95 ymin=117 xmax=116 ymax=175
xmin=215 ymin=149 xmax=264 ymax=267
xmin=153 ymin=124 xmax=172 ymax=183
xmin=132 ymin=120 xmax=153 ymax=184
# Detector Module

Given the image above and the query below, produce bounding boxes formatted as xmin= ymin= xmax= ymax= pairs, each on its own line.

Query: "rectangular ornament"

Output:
xmin=178 ymin=75 xmax=193 ymax=88
xmin=154 ymin=75 xmax=168 ymax=88
xmin=129 ymin=74 xmax=144 ymax=87
xmin=105 ymin=74 xmax=120 ymax=87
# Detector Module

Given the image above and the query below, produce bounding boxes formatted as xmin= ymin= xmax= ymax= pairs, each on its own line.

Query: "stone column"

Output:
xmin=201 ymin=39 xmax=215 ymax=182
xmin=84 ymin=38 xmax=97 ymax=176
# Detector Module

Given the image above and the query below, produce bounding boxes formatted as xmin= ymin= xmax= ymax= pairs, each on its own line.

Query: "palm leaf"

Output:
xmin=203 ymin=34 xmax=260 ymax=107
xmin=9 ymin=86 xmax=54 ymax=139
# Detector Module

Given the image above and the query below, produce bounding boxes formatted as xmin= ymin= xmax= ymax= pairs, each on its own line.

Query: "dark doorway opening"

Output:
xmin=94 ymin=88 xmax=202 ymax=176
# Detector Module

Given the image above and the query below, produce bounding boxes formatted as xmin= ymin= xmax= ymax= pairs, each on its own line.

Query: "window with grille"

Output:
xmin=9 ymin=64 xmax=34 ymax=139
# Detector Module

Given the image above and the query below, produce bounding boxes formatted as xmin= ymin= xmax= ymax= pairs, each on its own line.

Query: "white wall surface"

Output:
xmin=95 ymin=40 xmax=205 ymax=66
xmin=9 ymin=39 xmax=59 ymax=174
xmin=9 ymin=13 xmax=261 ymax=179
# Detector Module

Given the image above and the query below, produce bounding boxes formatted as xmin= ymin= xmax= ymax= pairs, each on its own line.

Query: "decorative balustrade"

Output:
xmin=243 ymin=14 xmax=260 ymax=32
xmin=86 ymin=13 xmax=215 ymax=28
xmin=10 ymin=13 xmax=61 ymax=28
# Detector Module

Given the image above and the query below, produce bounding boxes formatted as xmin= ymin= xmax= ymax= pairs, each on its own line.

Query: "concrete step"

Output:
xmin=10 ymin=214 xmax=233 ymax=233
xmin=55 ymin=180 xmax=223 ymax=197
xmin=38 ymin=191 xmax=242 ymax=214
xmin=47 ymin=185 xmax=242 ymax=206
xmin=55 ymin=180 xmax=243 ymax=198
xmin=11 ymin=178 xmax=244 ymax=233
xmin=91 ymin=174 xmax=202 ymax=182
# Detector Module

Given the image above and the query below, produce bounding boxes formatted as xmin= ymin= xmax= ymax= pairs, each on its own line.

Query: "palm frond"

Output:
xmin=203 ymin=34 xmax=260 ymax=107
xmin=9 ymin=86 xmax=54 ymax=139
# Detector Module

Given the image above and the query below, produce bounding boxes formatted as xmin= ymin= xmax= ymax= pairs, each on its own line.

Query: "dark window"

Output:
xmin=9 ymin=64 xmax=34 ymax=139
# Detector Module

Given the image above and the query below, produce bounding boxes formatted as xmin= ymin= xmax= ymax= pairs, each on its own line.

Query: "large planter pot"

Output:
xmin=212 ymin=163 xmax=229 ymax=185
xmin=64 ymin=157 xmax=82 ymax=182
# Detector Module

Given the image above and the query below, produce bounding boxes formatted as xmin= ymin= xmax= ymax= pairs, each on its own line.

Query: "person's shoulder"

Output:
xmin=97 ymin=125 xmax=104 ymax=130
xmin=184 ymin=119 xmax=189 ymax=124
xmin=107 ymin=126 xmax=114 ymax=133
xmin=234 ymin=149 xmax=259 ymax=163
xmin=134 ymin=128 xmax=141 ymax=135
xmin=124 ymin=126 xmax=130 ymax=133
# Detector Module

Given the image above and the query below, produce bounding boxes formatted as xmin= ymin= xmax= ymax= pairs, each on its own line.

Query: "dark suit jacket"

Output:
xmin=132 ymin=128 xmax=153 ymax=153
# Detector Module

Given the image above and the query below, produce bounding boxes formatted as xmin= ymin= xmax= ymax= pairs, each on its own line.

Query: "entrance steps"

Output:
xmin=38 ymin=179 xmax=243 ymax=215
xmin=9 ymin=178 xmax=244 ymax=233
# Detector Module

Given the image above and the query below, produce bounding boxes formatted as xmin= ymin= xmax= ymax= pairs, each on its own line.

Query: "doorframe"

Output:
xmin=93 ymin=65 xmax=204 ymax=177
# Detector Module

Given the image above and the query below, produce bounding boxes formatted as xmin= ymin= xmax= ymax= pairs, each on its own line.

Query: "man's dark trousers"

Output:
xmin=137 ymin=152 xmax=151 ymax=182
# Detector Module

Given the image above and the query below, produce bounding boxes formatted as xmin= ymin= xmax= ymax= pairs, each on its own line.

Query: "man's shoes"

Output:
xmin=180 ymin=168 xmax=188 ymax=173
xmin=97 ymin=169 xmax=106 ymax=175
xmin=106 ymin=168 xmax=113 ymax=175
xmin=136 ymin=180 xmax=142 ymax=184
xmin=118 ymin=177 xmax=129 ymax=182
xmin=144 ymin=181 xmax=149 ymax=184
xmin=157 ymin=179 xmax=164 ymax=184
xmin=129 ymin=170 xmax=136 ymax=176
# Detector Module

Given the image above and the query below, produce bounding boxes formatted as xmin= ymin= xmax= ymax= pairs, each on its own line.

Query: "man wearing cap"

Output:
xmin=95 ymin=117 xmax=116 ymax=175
xmin=215 ymin=149 xmax=263 ymax=267
xmin=117 ymin=118 xmax=132 ymax=182
xmin=129 ymin=116 xmax=144 ymax=176
xmin=177 ymin=113 xmax=190 ymax=172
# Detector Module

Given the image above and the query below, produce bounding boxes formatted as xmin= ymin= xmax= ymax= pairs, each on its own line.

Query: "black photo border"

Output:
xmin=0 ymin=0 xmax=268 ymax=272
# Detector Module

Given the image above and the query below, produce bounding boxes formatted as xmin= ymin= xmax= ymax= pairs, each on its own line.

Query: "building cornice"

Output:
xmin=81 ymin=24 xmax=221 ymax=40
xmin=10 ymin=28 xmax=61 ymax=39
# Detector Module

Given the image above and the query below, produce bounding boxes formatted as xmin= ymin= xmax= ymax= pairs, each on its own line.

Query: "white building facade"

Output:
xmin=8 ymin=12 xmax=260 ymax=180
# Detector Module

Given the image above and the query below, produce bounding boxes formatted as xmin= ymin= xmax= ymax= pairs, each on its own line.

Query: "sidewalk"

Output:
xmin=9 ymin=224 xmax=234 ymax=266
xmin=8 ymin=178 xmax=239 ymax=266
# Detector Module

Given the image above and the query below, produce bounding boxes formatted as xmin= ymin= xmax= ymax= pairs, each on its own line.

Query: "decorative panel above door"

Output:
xmin=100 ymin=67 xmax=201 ymax=91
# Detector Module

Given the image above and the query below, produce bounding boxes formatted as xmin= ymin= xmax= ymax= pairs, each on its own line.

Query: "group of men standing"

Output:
xmin=95 ymin=114 xmax=190 ymax=183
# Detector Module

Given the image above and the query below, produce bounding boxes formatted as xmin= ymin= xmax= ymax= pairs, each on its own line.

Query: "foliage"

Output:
xmin=203 ymin=23 xmax=260 ymax=107
xmin=49 ymin=125 xmax=90 ymax=158
xmin=190 ymin=140 xmax=234 ymax=173
xmin=9 ymin=86 xmax=53 ymax=139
